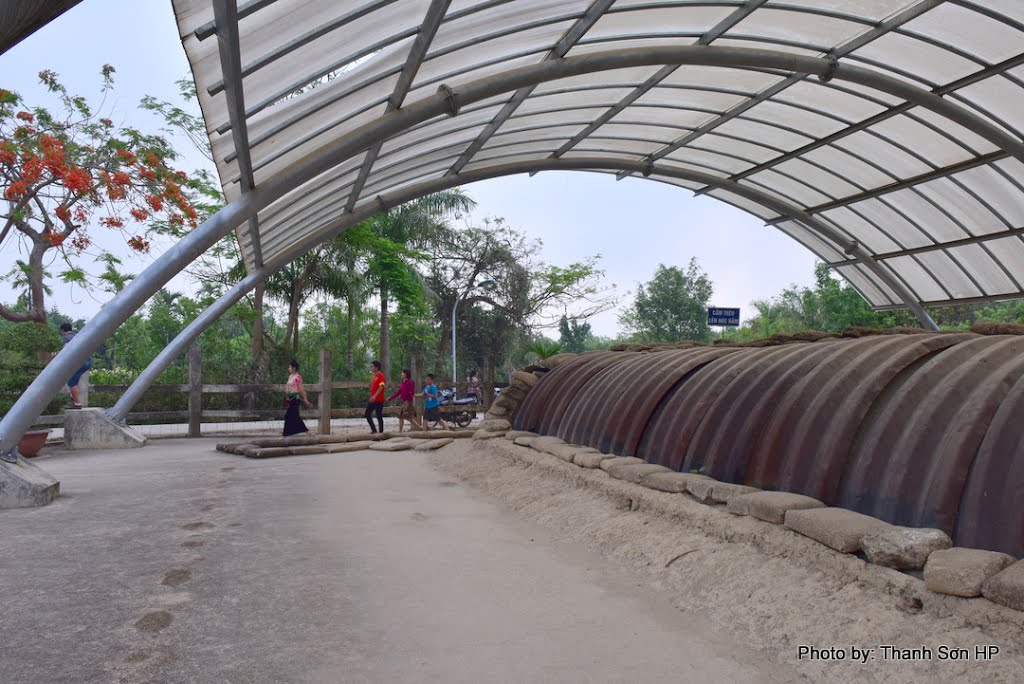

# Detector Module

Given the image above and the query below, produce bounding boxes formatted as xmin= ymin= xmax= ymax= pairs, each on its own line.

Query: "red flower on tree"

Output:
xmin=65 ymin=167 xmax=92 ymax=194
xmin=5 ymin=180 xmax=28 ymax=199
xmin=127 ymin=235 xmax=151 ymax=252
xmin=1 ymin=67 xmax=205 ymax=324
xmin=21 ymin=156 xmax=43 ymax=183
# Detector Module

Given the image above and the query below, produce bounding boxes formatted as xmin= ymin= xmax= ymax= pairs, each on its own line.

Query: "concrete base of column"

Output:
xmin=0 ymin=456 xmax=60 ymax=508
xmin=64 ymin=408 xmax=147 ymax=450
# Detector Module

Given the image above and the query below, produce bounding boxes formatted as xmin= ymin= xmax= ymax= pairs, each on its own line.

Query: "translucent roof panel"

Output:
xmin=167 ymin=0 xmax=1024 ymax=317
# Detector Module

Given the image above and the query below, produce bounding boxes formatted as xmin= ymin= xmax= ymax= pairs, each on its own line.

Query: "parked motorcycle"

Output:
xmin=439 ymin=388 xmax=480 ymax=428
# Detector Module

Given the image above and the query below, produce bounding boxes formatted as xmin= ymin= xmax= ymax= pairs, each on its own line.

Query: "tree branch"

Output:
xmin=0 ymin=299 xmax=43 ymax=323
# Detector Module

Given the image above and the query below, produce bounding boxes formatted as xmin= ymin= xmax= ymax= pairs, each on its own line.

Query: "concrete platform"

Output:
xmin=0 ymin=439 xmax=800 ymax=684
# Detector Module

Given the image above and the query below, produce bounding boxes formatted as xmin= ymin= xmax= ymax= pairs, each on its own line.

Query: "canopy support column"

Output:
xmin=107 ymin=271 xmax=265 ymax=423
xmin=0 ymin=196 xmax=255 ymax=460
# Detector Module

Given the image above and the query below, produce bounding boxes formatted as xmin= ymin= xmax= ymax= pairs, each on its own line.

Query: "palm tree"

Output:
xmin=360 ymin=190 xmax=475 ymax=378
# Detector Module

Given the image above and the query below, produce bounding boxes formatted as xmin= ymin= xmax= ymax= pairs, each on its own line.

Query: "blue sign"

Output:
xmin=708 ymin=307 xmax=740 ymax=326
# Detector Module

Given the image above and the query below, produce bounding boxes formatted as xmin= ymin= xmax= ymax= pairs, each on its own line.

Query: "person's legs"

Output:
xmin=374 ymin=402 xmax=384 ymax=433
xmin=364 ymin=402 xmax=377 ymax=433
xmin=67 ymin=367 xmax=85 ymax=407
xmin=283 ymin=398 xmax=308 ymax=436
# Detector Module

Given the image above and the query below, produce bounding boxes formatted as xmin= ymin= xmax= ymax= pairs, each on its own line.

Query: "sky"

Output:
xmin=0 ymin=0 xmax=819 ymax=338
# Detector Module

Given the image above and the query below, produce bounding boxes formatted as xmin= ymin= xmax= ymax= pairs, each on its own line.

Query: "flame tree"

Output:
xmin=0 ymin=66 xmax=199 ymax=323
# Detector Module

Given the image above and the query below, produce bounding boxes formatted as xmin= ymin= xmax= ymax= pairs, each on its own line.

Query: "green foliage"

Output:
xmin=736 ymin=262 xmax=911 ymax=338
xmin=0 ymin=320 xmax=62 ymax=356
xmin=522 ymin=338 xmax=561 ymax=362
xmin=558 ymin=315 xmax=592 ymax=353
xmin=976 ymin=299 xmax=1024 ymax=323
xmin=619 ymin=259 xmax=714 ymax=343
xmin=427 ymin=216 xmax=615 ymax=379
xmin=89 ymin=366 xmax=138 ymax=384
xmin=0 ymin=348 xmax=65 ymax=417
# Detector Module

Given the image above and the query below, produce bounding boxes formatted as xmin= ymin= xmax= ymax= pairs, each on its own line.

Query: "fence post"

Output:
xmin=188 ymin=344 xmax=201 ymax=438
xmin=483 ymin=355 xmax=496 ymax=407
xmin=319 ymin=348 xmax=332 ymax=435
xmin=79 ymin=372 xmax=89 ymax=408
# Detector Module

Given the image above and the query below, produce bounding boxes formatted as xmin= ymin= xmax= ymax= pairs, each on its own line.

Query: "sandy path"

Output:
xmin=1 ymin=439 xmax=802 ymax=683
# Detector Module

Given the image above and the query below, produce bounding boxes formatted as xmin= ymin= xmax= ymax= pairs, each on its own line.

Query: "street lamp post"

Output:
xmin=452 ymin=280 xmax=496 ymax=385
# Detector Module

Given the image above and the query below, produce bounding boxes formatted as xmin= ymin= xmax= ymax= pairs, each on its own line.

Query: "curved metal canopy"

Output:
xmin=173 ymin=0 xmax=1024 ymax=314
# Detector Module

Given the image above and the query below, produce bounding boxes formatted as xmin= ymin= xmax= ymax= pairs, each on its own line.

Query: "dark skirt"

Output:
xmin=283 ymin=397 xmax=308 ymax=436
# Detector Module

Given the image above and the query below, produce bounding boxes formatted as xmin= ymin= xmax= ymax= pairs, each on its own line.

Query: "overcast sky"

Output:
xmin=0 ymin=0 xmax=819 ymax=337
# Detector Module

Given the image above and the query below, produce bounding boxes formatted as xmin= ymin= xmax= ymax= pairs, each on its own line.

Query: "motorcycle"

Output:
xmin=439 ymin=387 xmax=481 ymax=428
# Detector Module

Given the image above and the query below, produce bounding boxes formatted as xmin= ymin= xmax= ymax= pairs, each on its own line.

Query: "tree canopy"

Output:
xmin=0 ymin=67 xmax=204 ymax=323
xmin=619 ymin=259 xmax=714 ymax=343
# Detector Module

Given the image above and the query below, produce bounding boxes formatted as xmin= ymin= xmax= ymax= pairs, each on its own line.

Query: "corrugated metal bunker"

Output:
xmin=512 ymin=334 xmax=1024 ymax=558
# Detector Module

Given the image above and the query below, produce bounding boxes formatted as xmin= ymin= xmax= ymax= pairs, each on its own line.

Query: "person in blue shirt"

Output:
xmin=418 ymin=373 xmax=451 ymax=431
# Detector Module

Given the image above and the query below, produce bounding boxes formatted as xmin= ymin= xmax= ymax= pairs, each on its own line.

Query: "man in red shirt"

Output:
xmin=365 ymin=360 xmax=386 ymax=433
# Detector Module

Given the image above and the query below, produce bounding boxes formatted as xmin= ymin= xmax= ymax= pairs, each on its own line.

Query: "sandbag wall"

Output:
xmin=512 ymin=334 xmax=1024 ymax=558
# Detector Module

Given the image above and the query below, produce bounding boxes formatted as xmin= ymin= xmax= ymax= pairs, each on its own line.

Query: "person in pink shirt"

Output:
xmin=283 ymin=359 xmax=312 ymax=436
xmin=387 ymin=368 xmax=421 ymax=432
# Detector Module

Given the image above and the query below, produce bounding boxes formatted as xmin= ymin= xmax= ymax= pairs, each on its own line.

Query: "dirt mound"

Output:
xmin=971 ymin=320 xmax=1024 ymax=335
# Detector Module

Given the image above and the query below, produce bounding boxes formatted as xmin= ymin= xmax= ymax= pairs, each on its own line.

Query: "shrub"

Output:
xmin=0 ymin=322 xmax=62 ymax=359
xmin=0 ymin=357 xmax=66 ymax=418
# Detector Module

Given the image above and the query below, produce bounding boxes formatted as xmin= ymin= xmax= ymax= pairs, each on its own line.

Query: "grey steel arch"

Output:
xmin=105 ymin=153 xmax=938 ymax=424
xmin=5 ymin=1 xmax=1024 ymax=453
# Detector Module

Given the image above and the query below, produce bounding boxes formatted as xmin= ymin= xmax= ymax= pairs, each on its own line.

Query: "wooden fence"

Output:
xmin=35 ymin=347 xmax=499 ymax=437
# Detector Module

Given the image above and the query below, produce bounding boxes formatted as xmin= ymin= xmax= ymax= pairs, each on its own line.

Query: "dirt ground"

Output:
xmin=431 ymin=438 xmax=1024 ymax=684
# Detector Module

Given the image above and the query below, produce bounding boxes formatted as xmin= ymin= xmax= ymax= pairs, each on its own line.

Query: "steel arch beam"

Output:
xmin=108 ymin=154 xmax=939 ymax=422
xmin=106 ymin=270 xmax=266 ymax=422
xmin=2 ymin=43 xmax=1002 ymax=457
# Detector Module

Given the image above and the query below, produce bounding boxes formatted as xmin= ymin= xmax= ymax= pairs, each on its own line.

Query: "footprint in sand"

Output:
xmin=161 ymin=569 xmax=192 ymax=588
xmin=134 ymin=611 xmax=173 ymax=633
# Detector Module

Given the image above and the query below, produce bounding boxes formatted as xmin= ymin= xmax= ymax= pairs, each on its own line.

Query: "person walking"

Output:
xmin=59 ymin=322 xmax=92 ymax=409
xmin=365 ymin=360 xmax=386 ymax=433
xmin=419 ymin=373 xmax=451 ymax=431
xmin=387 ymin=368 xmax=421 ymax=432
xmin=283 ymin=359 xmax=312 ymax=436
xmin=466 ymin=368 xmax=482 ymax=403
